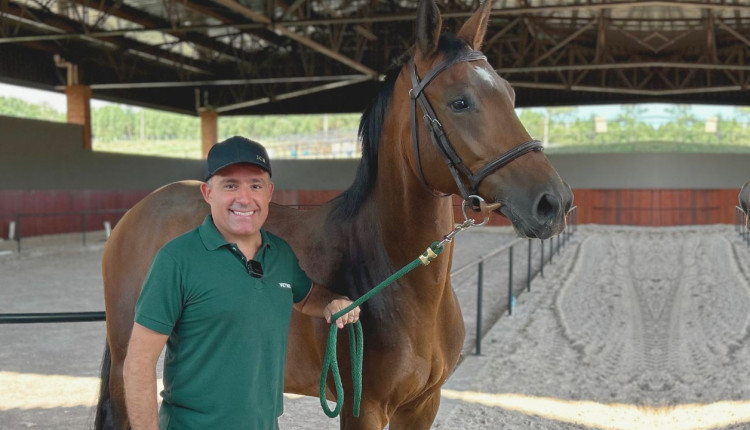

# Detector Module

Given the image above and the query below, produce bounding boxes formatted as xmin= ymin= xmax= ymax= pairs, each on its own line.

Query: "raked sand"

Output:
xmin=437 ymin=225 xmax=750 ymax=430
xmin=4 ymin=225 xmax=750 ymax=429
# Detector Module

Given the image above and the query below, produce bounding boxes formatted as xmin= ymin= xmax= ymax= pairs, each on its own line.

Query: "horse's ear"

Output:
xmin=416 ymin=0 xmax=442 ymax=58
xmin=457 ymin=0 xmax=492 ymax=50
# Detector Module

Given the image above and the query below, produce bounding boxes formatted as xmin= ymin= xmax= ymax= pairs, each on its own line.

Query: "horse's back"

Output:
xmin=103 ymin=180 xmax=208 ymax=353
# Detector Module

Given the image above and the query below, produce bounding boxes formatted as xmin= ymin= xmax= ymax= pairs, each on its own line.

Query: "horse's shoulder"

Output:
xmin=265 ymin=204 xmax=346 ymax=286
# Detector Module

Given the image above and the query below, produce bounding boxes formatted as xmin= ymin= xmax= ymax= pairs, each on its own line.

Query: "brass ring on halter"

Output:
xmin=462 ymin=195 xmax=502 ymax=226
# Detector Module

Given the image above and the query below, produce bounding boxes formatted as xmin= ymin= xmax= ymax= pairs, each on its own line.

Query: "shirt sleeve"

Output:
xmin=134 ymin=248 xmax=184 ymax=335
xmin=289 ymin=250 xmax=312 ymax=304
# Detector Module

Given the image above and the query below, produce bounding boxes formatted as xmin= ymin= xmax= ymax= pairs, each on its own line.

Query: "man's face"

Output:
xmin=200 ymin=163 xmax=274 ymax=244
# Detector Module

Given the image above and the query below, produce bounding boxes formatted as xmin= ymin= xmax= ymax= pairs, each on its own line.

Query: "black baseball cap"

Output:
xmin=205 ymin=136 xmax=272 ymax=181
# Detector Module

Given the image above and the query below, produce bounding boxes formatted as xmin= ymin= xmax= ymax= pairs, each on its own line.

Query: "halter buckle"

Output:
xmin=461 ymin=195 xmax=501 ymax=227
xmin=422 ymin=115 xmax=444 ymax=136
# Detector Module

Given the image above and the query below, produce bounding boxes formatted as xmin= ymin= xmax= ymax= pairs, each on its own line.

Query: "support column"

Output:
xmin=65 ymin=84 xmax=92 ymax=150
xmin=200 ymin=109 xmax=218 ymax=158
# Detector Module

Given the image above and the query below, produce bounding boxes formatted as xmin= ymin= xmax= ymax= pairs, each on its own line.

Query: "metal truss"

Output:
xmin=1 ymin=0 xmax=750 ymax=114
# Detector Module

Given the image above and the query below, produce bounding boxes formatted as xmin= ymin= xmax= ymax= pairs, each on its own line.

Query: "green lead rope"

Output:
xmin=319 ymin=242 xmax=445 ymax=418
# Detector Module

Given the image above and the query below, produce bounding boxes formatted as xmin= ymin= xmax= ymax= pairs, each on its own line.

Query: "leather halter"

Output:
xmin=409 ymin=50 xmax=544 ymax=202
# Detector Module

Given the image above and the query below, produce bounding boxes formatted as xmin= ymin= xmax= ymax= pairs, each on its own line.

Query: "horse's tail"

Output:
xmin=94 ymin=340 xmax=116 ymax=430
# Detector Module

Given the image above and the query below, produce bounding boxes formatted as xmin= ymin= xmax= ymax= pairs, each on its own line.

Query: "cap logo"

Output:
xmin=257 ymin=154 xmax=266 ymax=164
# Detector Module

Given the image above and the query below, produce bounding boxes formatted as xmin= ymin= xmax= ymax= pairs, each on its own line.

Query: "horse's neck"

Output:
xmin=373 ymin=179 xmax=455 ymax=270
xmin=329 ymin=187 xmax=454 ymax=325
xmin=340 ymin=118 xmax=457 ymax=310
xmin=374 ymin=96 xmax=456 ymax=271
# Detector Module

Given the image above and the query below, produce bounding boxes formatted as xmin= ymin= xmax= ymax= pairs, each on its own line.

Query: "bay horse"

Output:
xmin=740 ymin=181 xmax=750 ymax=229
xmin=95 ymin=0 xmax=573 ymax=428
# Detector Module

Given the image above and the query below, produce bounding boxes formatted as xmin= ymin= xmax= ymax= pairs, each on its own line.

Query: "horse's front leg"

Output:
xmin=339 ymin=399 xmax=390 ymax=430
xmin=387 ymin=389 xmax=442 ymax=430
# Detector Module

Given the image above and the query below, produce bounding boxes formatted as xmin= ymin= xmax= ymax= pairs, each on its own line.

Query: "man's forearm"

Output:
xmin=297 ymin=283 xmax=360 ymax=328
xmin=123 ymin=356 xmax=160 ymax=430
xmin=299 ymin=284 xmax=346 ymax=316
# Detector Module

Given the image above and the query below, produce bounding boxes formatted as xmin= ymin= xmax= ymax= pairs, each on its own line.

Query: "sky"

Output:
xmin=0 ymin=82 xmax=111 ymax=111
xmin=0 ymin=82 xmax=742 ymax=124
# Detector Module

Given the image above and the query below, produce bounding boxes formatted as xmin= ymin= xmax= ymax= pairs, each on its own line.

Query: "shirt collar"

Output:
xmin=198 ymin=215 xmax=273 ymax=251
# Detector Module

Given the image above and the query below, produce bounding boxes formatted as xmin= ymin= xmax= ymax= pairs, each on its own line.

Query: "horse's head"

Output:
xmin=401 ymin=0 xmax=573 ymax=239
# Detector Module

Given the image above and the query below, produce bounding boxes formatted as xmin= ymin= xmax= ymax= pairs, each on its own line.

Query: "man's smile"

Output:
xmin=230 ymin=209 xmax=256 ymax=217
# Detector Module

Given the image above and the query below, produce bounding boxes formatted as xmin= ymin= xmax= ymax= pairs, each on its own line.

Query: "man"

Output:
xmin=123 ymin=136 xmax=360 ymax=430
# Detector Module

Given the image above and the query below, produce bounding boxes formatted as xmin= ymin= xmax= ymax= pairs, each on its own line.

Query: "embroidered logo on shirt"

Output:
xmin=279 ymin=282 xmax=291 ymax=289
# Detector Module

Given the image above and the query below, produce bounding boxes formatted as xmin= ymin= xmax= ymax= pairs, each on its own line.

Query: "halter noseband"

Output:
xmin=409 ymin=50 xmax=544 ymax=202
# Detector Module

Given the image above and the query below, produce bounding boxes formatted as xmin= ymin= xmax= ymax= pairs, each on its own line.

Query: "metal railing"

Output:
xmin=451 ymin=206 xmax=578 ymax=355
xmin=11 ymin=209 xmax=129 ymax=252
xmin=736 ymin=206 xmax=749 ymax=245
xmin=0 ymin=206 xmax=579 ymax=359
xmin=0 ymin=312 xmax=106 ymax=323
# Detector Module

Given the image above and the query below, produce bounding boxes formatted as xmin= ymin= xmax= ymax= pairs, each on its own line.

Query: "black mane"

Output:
xmin=329 ymin=33 xmax=471 ymax=221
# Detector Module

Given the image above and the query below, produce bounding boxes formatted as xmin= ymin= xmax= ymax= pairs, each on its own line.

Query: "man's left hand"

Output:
xmin=324 ymin=298 xmax=360 ymax=329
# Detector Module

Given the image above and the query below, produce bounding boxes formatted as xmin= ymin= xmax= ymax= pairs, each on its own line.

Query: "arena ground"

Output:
xmin=0 ymin=225 xmax=532 ymax=429
xmin=5 ymin=224 xmax=749 ymax=429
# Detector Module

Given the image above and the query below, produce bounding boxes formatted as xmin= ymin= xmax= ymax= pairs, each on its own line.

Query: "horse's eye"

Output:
xmin=449 ymin=99 xmax=469 ymax=112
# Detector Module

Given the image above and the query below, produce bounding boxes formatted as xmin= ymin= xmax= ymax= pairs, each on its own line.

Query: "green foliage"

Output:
xmin=91 ymin=105 xmax=200 ymax=141
xmin=218 ymin=114 xmax=359 ymax=139
xmin=4 ymin=95 xmax=750 ymax=157
xmin=517 ymin=104 xmax=750 ymax=153
xmin=0 ymin=96 xmax=64 ymax=122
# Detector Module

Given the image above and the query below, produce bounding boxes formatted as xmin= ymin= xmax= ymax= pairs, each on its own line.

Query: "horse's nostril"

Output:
xmin=536 ymin=193 xmax=560 ymax=223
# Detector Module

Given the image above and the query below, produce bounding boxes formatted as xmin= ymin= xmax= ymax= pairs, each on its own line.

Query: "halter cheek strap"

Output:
xmin=409 ymin=50 xmax=544 ymax=201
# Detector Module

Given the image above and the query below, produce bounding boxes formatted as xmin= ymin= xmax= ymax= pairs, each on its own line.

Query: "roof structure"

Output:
xmin=2 ymin=0 xmax=750 ymax=115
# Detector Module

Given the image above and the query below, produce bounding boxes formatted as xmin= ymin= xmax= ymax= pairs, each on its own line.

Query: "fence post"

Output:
xmin=527 ymin=239 xmax=532 ymax=292
xmin=736 ymin=209 xmax=740 ymax=234
xmin=81 ymin=214 xmax=87 ymax=246
xmin=475 ymin=258 xmax=484 ymax=355
xmin=16 ymin=215 xmax=22 ymax=253
xmin=508 ymin=245 xmax=514 ymax=316
xmin=540 ymin=239 xmax=544 ymax=278
xmin=549 ymin=237 xmax=553 ymax=264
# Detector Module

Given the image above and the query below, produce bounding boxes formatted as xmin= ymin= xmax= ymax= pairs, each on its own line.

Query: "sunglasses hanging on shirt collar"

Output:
xmin=246 ymin=260 xmax=263 ymax=279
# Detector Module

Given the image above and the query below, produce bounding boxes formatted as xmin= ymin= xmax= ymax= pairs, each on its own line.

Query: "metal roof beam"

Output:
xmin=180 ymin=0 xmax=286 ymax=47
xmin=210 ymin=0 xmax=378 ymax=78
xmin=215 ymin=77 xmax=371 ymax=113
xmin=530 ymin=20 xmax=596 ymax=66
xmin=512 ymin=81 xmax=743 ymax=96
xmin=497 ymin=62 xmax=750 ymax=74
xmin=55 ymin=74 xmax=369 ymax=90
xmin=1 ymin=2 xmax=218 ymax=75
xmin=209 ymin=2 xmax=750 ymax=28
xmin=68 ymin=0 xmax=253 ymax=65
xmin=717 ymin=19 xmax=750 ymax=49
xmin=0 ymin=22 xmax=266 ymax=44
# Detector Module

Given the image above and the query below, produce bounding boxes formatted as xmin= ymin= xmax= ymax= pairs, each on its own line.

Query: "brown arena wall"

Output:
xmin=3 ymin=115 xmax=750 ymax=238
xmin=0 ymin=189 xmax=513 ymax=240
xmin=4 ymin=188 xmax=739 ymax=240
xmin=573 ymin=189 xmax=739 ymax=226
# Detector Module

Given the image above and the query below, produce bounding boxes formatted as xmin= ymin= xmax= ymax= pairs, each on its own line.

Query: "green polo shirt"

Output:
xmin=134 ymin=215 xmax=312 ymax=430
